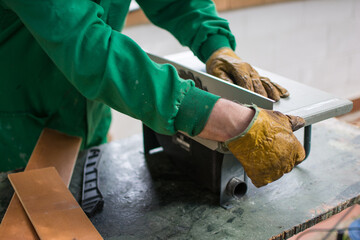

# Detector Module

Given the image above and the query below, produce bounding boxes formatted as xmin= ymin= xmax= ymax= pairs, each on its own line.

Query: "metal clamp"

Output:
xmin=304 ymin=125 xmax=312 ymax=160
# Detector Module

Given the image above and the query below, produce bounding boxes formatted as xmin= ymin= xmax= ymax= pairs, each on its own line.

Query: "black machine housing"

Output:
xmin=142 ymin=125 xmax=248 ymax=208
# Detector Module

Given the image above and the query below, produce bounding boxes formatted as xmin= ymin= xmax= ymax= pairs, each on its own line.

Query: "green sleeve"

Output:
xmin=2 ymin=0 xmax=220 ymax=136
xmin=136 ymin=0 xmax=236 ymax=62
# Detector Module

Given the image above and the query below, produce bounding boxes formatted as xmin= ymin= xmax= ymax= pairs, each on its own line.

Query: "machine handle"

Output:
xmin=81 ymin=148 xmax=104 ymax=217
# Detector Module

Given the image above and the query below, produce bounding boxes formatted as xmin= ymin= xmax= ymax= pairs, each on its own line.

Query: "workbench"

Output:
xmin=0 ymin=118 xmax=359 ymax=240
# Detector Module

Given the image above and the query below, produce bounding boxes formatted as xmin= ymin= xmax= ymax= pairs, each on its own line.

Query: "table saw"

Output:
xmin=143 ymin=51 xmax=353 ymax=208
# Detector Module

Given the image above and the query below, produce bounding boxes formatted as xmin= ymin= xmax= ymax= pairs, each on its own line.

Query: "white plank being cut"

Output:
xmin=257 ymin=68 xmax=352 ymax=126
xmin=161 ymin=51 xmax=353 ymax=126
xmin=151 ymin=51 xmax=353 ymax=150
xmin=148 ymin=53 xmax=275 ymax=110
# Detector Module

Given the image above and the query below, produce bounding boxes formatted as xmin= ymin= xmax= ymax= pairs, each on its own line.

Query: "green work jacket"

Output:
xmin=0 ymin=0 xmax=235 ymax=171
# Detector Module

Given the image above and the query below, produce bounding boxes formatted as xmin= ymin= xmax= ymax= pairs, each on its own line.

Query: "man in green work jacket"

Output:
xmin=0 ymin=0 xmax=305 ymax=187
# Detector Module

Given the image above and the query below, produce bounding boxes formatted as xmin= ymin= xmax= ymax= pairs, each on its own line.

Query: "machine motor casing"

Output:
xmin=143 ymin=125 xmax=248 ymax=208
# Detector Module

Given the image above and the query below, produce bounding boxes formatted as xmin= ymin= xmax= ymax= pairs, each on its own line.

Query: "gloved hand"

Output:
xmin=225 ymin=105 xmax=305 ymax=188
xmin=206 ymin=48 xmax=289 ymax=102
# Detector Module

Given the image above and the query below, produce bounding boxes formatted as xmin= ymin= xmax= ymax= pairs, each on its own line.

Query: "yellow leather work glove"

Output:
xmin=206 ymin=48 xmax=289 ymax=102
xmin=225 ymin=105 xmax=306 ymax=188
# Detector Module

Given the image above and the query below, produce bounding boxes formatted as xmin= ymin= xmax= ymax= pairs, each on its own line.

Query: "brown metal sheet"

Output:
xmin=0 ymin=195 xmax=38 ymax=240
xmin=8 ymin=167 xmax=103 ymax=240
xmin=0 ymin=128 xmax=82 ymax=240
xmin=24 ymin=128 xmax=81 ymax=182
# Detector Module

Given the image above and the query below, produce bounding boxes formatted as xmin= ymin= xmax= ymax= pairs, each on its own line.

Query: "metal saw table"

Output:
xmin=145 ymin=51 xmax=353 ymax=209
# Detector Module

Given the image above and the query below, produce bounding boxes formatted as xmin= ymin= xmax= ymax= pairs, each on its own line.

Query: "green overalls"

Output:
xmin=0 ymin=0 xmax=235 ymax=171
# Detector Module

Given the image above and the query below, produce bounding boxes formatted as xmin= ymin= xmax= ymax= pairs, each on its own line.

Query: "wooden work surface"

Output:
xmin=1 ymin=119 xmax=359 ymax=239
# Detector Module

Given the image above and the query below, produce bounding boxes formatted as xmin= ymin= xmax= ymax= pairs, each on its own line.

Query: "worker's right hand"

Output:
xmin=206 ymin=48 xmax=289 ymax=102
xmin=225 ymin=105 xmax=306 ymax=188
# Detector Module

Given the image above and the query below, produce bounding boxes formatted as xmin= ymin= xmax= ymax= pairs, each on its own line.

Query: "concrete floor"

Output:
xmin=109 ymin=0 xmax=360 ymax=140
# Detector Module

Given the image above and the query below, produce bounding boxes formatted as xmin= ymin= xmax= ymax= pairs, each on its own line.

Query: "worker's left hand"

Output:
xmin=225 ymin=106 xmax=306 ymax=188
xmin=206 ymin=48 xmax=289 ymax=102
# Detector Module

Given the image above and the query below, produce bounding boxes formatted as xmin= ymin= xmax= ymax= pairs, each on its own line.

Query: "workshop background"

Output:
xmin=109 ymin=0 xmax=360 ymax=140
